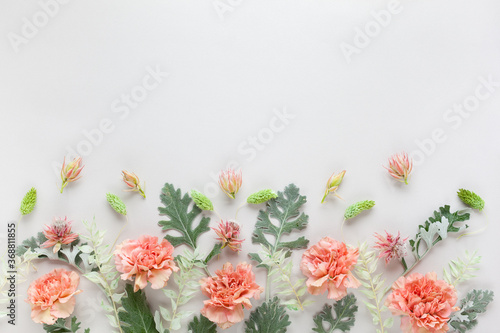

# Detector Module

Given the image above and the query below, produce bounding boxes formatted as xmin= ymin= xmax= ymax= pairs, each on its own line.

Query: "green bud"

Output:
xmin=344 ymin=200 xmax=375 ymax=220
xmin=106 ymin=193 xmax=127 ymax=215
xmin=20 ymin=187 xmax=37 ymax=216
xmin=457 ymin=189 xmax=484 ymax=211
xmin=247 ymin=189 xmax=278 ymax=204
xmin=190 ymin=190 xmax=213 ymax=211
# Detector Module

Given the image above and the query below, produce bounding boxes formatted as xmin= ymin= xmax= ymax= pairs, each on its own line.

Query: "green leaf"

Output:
xmin=190 ymin=190 xmax=214 ymax=211
xmin=245 ymin=297 xmax=291 ymax=333
xmin=43 ymin=316 xmax=89 ymax=333
xmin=344 ymin=200 xmax=375 ymax=220
xmin=247 ymin=189 xmax=278 ymax=204
xmin=249 ymin=183 xmax=309 ymax=263
xmin=119 ymin=284 xmax=159 ymax=333
xmin=106 ymin=193 xmax=127 ymax=215
xmin=410 ymin=205 xmax=470 ymax=256
xmin=312 ymin=294 xmax=358 ymax=332
xmin=203 ymin=243 xmax=222 ymax=265
xmin=443 ymin=250 xmax=481 ymax=286
xmin=187 ymin=315 xmax=217 ymax=333
xmin=16 ymin=232 xmax=47 ymax=256
xmin=457 ymin=189 xmax=485 ymax=211
xmin=20 ymin=187 xmax=37 ymax=216
xmin=158 ymin=183 xmax=210 ymax=249
xmin=449 ymin=289 xmax=494 ymax=333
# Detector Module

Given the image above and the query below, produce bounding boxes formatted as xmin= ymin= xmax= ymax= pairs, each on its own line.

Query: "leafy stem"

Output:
xmin=272 ymin=252 xmax=303 ymax=310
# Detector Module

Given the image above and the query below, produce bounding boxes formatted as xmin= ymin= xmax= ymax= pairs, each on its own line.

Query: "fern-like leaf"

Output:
xmin=249 ymin=184 xmax=309 ymax=264
xmin=354 ymin=243 xmax=392 ymax=333
xmin=312 ymin=294 xmax=358 ymax=332
xmin=43 ymin=317 xmax=90 ymax=333
xmin=158 ymin=183 xmax=211 ymax=249
xmin=443 ymin=251 xmax=481 ymax=287
xmin=448 ymin=289 xmax=494 ymax=333
xmin=245 ymin=296 xmax=291 ymax=333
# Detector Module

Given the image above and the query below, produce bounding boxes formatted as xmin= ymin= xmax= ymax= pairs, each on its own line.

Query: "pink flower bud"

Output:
xmin=122 ymin=170 xmax=146 ymax=198
xmin=218 ymin=168 xmax=242 ymax=199
xmin=385 ymin=152 xmax=413 ymax=184
xmin=60 ymin=157 xmax=84 ymax=193
xmin=321 ymin=170 xmax=346 ymax=203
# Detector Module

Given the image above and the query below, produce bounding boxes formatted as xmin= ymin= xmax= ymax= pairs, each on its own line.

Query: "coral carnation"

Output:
xmin=114 ymin=235 xmax=178 ymax=292
xmin=386 ymin=272 xmax=459 ymax=333
xmin=26 ymin=269 xmax=82 ymax=324
xmin=200 ymin=262 xmax=263 ymax=329
xmin=300 ymin=237 xmax=360 ymax=300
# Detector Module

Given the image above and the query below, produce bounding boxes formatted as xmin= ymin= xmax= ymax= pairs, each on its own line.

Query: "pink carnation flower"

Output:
xmin=41 ymin=217 xmax=79 ymax=253
xmin=300 ymin=237 xmax=360 ymax=300
xmin=386 ymin=272 xmax=459 ymax=333
xmin=114 ymin=235 xmax=178 ymax=292
xmin=26 ymin=268 xmax=82 ymax=325
xmin=200 ymin=262 xmax=263 ymax=329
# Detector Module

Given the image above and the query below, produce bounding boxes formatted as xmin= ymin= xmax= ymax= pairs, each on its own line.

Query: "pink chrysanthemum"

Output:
xmin=114 ymin=235 xmax=178 ymax=292
xmin=385 ymin=152 xmax=413 ymax=184
xmin=26 ymin=268 xmax=82 ymax=325
xmin=60 ymin=156 xmax=84 ymax=193
xmin=373 ymin=231 xmax=409 ymax=264
xmin=212 ymin=220 xmax=244 ymax=252
xmin=41 ymin=217 xmax=79 ymax=253
xmin=300 ymin=237 xmax=360 ymax=300
xmin=200 ymin=262 xmax=263 ymax=329
xmin=386 ymin=272 xmax=459 ymax=333
xmin=218 ymin=168 xmax=242 ymax=199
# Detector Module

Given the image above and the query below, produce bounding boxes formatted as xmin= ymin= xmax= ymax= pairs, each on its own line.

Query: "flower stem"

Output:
xmin=458 ymin=210 xmax=489 ymax=239
xmin=234 ymin=202 xmax=246 ymax=221
xmin=109 ymin=215 xmax=129 ymax=254
xmin=340 ymin=218 xmax=346 ymax=243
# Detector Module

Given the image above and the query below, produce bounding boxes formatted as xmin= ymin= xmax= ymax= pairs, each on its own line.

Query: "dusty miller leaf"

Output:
xmin=449 ymin=289 xmax=494 ymax=333
xmin=158 ymin=183 xmax=211 ymax=249
xmin=119 ymin=283 xmax=159 ymax=333
xmin=409 ymin=205 xmax=470 ymax=257
xmin=312 ymin=294 xmax=358 ymax=332
xmin=43 ymin=317 xmax=90 ymax=332
xmin=187 ymin=315 xmax=216 ymax=333
xmin=245 ymin=296 xmax=291 ymax=333
xmin=16 ymin=232 xmax=47 ymax=256
xmin=249 ymin=184 xmax=309 ymax=264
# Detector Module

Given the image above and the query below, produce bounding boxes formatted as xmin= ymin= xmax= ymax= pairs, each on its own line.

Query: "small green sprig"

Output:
xmin=344 ymin=200 xmax=375 ymax=220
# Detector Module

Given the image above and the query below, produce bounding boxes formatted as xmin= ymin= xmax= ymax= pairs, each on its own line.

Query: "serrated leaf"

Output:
xmin=250 ymin=183 xmax=309 ymax=257
xmin=158 ymin=183 xmax=210 ymax=249
xmin=16 ymin=232 xmax=47 ymax=256
xmin=449 ymin=289 xmax=494 ymax=333
xmin=42 ymin=316 xmax=89 ymax=333
xmin=245 ymin=297 xmax=291 ymax=333
xmin=187 ymin=315 xmax=217 ymax=333
xmin=119 ymin=284 xmax=159 ymax=333
xmin=312 ymin=294 xmax=358 ymax=332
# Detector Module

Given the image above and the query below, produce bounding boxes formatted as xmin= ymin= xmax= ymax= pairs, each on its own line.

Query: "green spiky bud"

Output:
xmin=106 ymin=193 xmax=127 ymax=215
xmin=190 ymin=190 xmax=213 ymax=211
xmin=344 ymin=200 xmax=375 ymax=220
xmin=457 ymin=189 xmax=484 ymax=211
xmin=247 ymin=189 xmax=278 ymax=204
xmin=20 ymin=187 xmax=37 ymax=216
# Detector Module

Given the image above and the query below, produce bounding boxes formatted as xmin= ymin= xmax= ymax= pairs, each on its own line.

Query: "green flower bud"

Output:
xmin=247 ymin=189 xmax=278 ymax=204
xmin=344 ymin=200 xmax=375 ymax=220
xmin=190 ymin=190 xmax=214 ymax=211
xmin=106 ymin=193 xmax=127 ymax=215
xmin=20 ymin=187 xmax=37 ymax=216
xmin=457 ymin=189 xmax=484 ymax=211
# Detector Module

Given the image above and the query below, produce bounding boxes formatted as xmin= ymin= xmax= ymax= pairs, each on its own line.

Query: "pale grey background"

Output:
xmin=0 ymin=0 xmax=499 ymax=332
